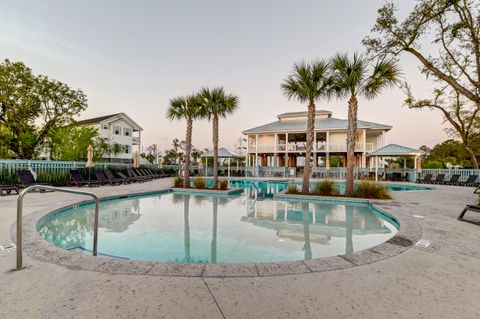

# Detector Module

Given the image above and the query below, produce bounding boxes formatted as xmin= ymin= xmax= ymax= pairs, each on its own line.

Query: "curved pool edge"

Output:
xmin=11 ymin=188 xmax=422 ymax=278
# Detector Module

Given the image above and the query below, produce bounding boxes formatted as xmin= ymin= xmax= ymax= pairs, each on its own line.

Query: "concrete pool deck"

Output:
xmin=1 ymin=178 xmax=480 ymax=318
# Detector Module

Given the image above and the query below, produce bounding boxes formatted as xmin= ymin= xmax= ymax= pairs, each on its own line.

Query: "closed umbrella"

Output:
xmin=157 ymin=156 xmax=163 ymax=169
xmin=133 ymin=151 xmax=140 ymax=168
xmin=86 ymin=144 xmax=94 ymax=168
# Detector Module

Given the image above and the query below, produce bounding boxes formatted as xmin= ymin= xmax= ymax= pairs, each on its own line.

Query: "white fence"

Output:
xmin=0 ymin=159 xmax=138 ymax=174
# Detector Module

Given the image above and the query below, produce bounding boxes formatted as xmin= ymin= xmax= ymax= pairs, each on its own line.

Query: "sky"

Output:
xmin=0 ymin=0 xmax=449 ymax=153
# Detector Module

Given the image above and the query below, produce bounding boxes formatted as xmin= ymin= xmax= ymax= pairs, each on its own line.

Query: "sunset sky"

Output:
xmin=1 ymin=0 xmax=448 ymax=153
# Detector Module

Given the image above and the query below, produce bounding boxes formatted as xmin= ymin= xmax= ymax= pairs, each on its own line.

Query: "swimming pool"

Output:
xmin=38 ymin=185 xmax=401 ymax=264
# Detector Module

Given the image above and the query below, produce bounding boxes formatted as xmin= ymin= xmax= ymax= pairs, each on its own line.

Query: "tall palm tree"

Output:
xmin=198 ymin=87 xmax=239 ymax=189
xmin=167 ymin=94 xmax=204 ymax=188
xmin=329 ymin=53 xmax=400 ymax=196
xmin=281 ymin=60 xmax=330 ymax=194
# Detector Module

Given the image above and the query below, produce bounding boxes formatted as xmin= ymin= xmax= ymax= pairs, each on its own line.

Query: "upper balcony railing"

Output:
xmin=247 ymin=143 xmax=375 ymax=153
xmin=132 ymin=136 xmax=141 ymax=145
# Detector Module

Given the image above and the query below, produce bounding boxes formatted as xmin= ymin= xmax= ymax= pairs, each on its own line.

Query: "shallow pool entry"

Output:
xmin=38 ymin=182 xmax=400 ymax=264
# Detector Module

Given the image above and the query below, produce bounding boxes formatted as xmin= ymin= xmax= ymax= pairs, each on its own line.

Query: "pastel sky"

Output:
xmin=0 ymin=0 xmax=448 ymax=153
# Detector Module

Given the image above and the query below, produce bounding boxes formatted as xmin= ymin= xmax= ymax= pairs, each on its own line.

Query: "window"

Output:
xmin=124 ymin=127 xmax=132 ymax=137
xmin=102 ymin=124 xmax=109 ymax=130
xmin=124 ymin=145 xmax=130 ymax=154
xmin=113 ymin=126 xmax=121 ymax=135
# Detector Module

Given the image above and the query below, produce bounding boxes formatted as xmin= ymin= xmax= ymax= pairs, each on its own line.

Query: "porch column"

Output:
xmin=381 ymin=130 xmax=385 ymax=147
xmin=255 ymin=134 xmax=259 ymax=167
xmin=362 ymin=129 xmax=367 ymax=152
xmin=228 ymin=157 xmax=231 ymax=178
xmin=326 ymin=131 xmax=330 ymax=169
xmin=274 ymin=133 xmax=278 ymax=167
xmin=285 ymin=133 xmax=289 ymax=168
xmin=375 ymin=156 xmax=379 ymax=182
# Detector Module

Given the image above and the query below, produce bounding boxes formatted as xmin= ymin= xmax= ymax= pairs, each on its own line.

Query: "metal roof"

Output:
xmin=368 ymin=144 xmax=423 ymax=157
xmin=242 ymin=118 xmax=392 ymax=134
xmin=201 ymin=147 xmax=242 ymax=158
xmin=76 ymin=113 xmax=143 ymax=131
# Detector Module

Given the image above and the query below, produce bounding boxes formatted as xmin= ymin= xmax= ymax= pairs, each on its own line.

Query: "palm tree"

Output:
xmin=329 ymin=53 xmax=400 ymax=196
xmin=167 ymin=94 xmax=204 ymax=188
xmin=281 ymin=60 xmax=330 ymax=194
xmin=198 ymin=87 xmax=239 ymax=189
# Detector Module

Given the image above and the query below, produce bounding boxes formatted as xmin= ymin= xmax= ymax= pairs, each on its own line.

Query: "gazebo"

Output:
xmin=201 ymin=148 xmax=242 ymax=177
xmin=367 ymin=144 xmax=424 ymax=182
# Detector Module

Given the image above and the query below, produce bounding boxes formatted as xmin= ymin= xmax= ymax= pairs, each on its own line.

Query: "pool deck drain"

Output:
xmin=11 ymin=187 xmax=422 ymax=278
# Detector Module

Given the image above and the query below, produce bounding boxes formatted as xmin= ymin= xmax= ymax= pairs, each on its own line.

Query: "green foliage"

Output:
xmin=173 ymin=176 xmax=183 ymax=188
xmin=0 ymin=59 xmax=88 ymax=159
xmin=49 ymin=126 xmax=107 ymax=161
xmin=219 ymin=180 xmax=228 ymax=190
xmin=313 ymin=180 xmax=339 ymax=196
xmin=0 ymin=168 xmax=17 ymax=185
xmin=193 ymin=177 xmax=206 ymax=189
xmin=424 ymin=139 xmax=478 ymax=168
xmin=285 ymin=184 xmax=300 ymax=195
xmin=353 ymin=181 xmax=391 ymax=199
xmin=36 ymin=171 xmax=70 ymax=187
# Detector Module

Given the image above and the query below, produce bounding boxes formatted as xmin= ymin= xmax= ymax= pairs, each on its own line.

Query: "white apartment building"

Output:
xmin=76 ymin=113 xmax=142 ymax=163
xmin=242 ymin=110 xmax=391 ymax=169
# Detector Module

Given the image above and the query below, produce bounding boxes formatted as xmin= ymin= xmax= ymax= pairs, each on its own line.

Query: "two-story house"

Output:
xmin=242 ymin=110 xmax=391 ymax=170
xmin=76 ymin=113 xmax=142 ymax=163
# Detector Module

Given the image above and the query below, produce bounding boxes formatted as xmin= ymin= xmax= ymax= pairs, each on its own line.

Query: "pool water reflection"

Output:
xmin=39 ymin=190 xmax=398 ymax=264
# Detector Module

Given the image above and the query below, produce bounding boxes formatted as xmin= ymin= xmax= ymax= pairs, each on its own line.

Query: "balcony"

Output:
xmin=132 ymin=137 xmax=141 ymax=145
xmin=247 ymin=143 xmax=375 ymax=153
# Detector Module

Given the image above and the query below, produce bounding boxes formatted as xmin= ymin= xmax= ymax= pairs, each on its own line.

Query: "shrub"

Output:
xmin=313 ymin=180 xmax=339 ymax=196
xmin=285 ymin=184 xmax=300 ymax=195
xmin=193 ymin=177 xmax=206 ymax=189
xmin=219 ymin=180 xmax=228 ymax=190
xmin=353 ymin=181 xmax=391 ymax=199
xmin=173 ymin=176 xmax=183 ymax=188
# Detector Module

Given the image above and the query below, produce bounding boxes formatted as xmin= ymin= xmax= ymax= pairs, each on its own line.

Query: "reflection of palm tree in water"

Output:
xmin=346 ymin=206 xmax=353 ymax=254
xmin=211 ymin=197 xmax=218 ymax=264
xmin=302 ymin=203 xmax=312 ymax=260
xmin=184 ymin=195 xmax=191 ymax=262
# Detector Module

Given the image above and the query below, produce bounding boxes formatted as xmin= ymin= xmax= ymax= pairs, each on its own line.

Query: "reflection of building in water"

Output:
xmin=97 ymin=199 xmax=141 ymax=232
xmin=243 ymin=199 xmax=391 ymax=243
xmin=39 ymin=199 xmax=142 ymax=250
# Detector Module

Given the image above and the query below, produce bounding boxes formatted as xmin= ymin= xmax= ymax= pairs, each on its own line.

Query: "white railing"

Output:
xmin=247 ymin=143 xmax=375 ymax=153
xmin=418 ymin=169 xmax=480 ymax=183
xmin=0 ymin=159 xmax=134 ymax=174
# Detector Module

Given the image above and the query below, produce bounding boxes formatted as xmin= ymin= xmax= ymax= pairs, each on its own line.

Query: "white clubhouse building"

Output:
xmin=76 ymin=113 xmax=142 ymax=163
xmin=242 ymin=110 xmax=391 ymax=170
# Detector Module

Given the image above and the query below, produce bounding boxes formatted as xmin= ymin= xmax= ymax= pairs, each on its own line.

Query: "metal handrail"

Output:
xmin=15 ymin=185 xmax=100 ymax=270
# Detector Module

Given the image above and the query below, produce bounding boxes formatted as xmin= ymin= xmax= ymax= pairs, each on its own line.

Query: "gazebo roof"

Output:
xmin=368 ymin=144 xmax=423 ymax=157
xmin=201 ymin=147 xmax=242 ymax=158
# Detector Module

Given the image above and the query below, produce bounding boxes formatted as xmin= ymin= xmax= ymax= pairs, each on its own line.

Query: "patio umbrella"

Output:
xmin=86 ymin=144 xmax=94 ymax=168
xmin=157 ymin=157 xmax=163 ymax=169
xmin=133 ymin=151 xmax=141 ymax=168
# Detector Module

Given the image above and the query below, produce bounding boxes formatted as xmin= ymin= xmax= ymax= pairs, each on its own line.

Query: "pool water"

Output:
xmin=38 ymin=185 xmax=400 ymax=264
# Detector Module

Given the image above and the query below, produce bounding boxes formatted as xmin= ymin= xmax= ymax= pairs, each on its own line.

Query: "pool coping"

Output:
xmin=12 ymin=187 xmax=422 ymax=278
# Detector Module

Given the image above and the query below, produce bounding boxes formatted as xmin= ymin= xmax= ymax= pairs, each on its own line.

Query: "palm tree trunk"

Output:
xmin=212 ymin=113 xmax=219 ymax=189
xmin=183 ymin=118 xmax=193 ymax=188
xmin=346 ymin=95 xmax=358 ymax=196
xmin=302 ymin=102 xmax=316 ymax=194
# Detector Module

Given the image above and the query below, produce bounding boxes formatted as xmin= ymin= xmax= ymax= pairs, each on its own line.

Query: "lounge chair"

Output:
xmin=431 ymin=174 xmax=445 ymax=184
xmin=458 ymin=174 xmax=479 ymax=187
xmin=416 ymin=173 xmax=432 ymax=184
xmin=403 ymin=172 xmax=409 ymax=182
xmin=0 ymin=184 xmax=19 ymax=196
xmin=116 ymin=171 xmax=137 ymax=183
xmin=16 ymin=170 xmax=51 ymax=190
xmin=105 ymin=170 xmax=130 ymax=184
xmin=126 ymin=169 xmax=147 ymax=182
xmin=458 ymin=204 xmax=480 ymax=225
xmin=94 ymin=170 xmax=121 ymax=186
xmin=134 ymin=168 xmax=153 ymax=181
xmin=443 ymin=174 xmax=460 ymax=185
xmin=67 ymin=170 xmax=100 ymax=187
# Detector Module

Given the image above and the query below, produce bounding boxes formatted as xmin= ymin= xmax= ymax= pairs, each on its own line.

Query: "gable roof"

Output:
xmin=201 ymin=147 xmax=242 ymax=158
xmin=76 ymin=113 xmax=143 ymax=131
xmin=242 ymin=118 xmax=391 ymax=134
xmin=368 ymin=144 xmax=423 ymax=156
